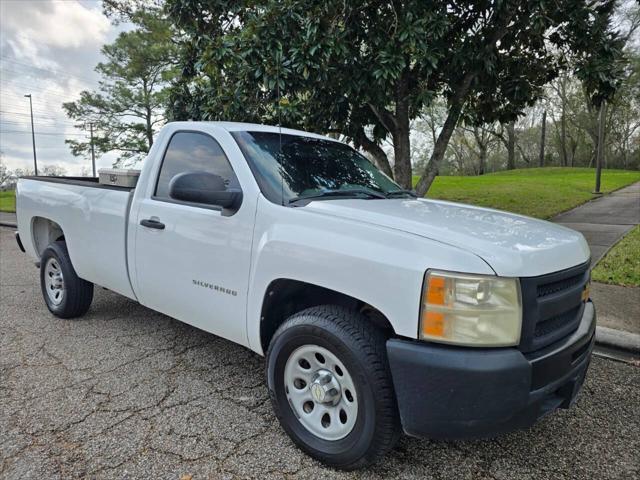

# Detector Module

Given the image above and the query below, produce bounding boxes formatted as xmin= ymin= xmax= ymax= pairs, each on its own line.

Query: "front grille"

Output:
xmin=519 ymin=261 xmax=590 ymax=353
xmin=536 ymin=273 xmax=584 ymax=298
xmin=534 ymin=305 xmax=582 ymax=338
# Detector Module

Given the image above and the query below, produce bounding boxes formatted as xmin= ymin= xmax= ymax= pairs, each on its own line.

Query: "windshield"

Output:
xmin=232 ymin=131 xmax=405 ymax=205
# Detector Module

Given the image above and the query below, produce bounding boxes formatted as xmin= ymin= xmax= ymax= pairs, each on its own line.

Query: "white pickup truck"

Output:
xmin=15 ymin=122 xmax=595 ymax=469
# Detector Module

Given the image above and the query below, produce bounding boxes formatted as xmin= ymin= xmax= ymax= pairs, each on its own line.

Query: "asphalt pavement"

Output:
xmin=1 ymin=226 xmax=639 ymax=479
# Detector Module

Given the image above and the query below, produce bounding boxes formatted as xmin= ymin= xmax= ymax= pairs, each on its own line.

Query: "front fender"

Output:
xmin=246 ymin=197 xmax=494 ymax=354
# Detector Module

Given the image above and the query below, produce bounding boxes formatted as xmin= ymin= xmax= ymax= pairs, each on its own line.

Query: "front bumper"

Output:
xmin=387 ymin=301 xmax=595 ymax=440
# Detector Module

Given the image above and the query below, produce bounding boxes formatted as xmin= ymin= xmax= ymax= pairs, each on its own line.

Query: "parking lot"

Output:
xmin=1 ymin=225 xmax=638 ymax=480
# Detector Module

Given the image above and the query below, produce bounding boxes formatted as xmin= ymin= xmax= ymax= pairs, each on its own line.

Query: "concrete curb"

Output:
xmin=596 ymin=326 xmax=640 ymax=354
xmin=0 ymin=221 xmax=17 ymax=228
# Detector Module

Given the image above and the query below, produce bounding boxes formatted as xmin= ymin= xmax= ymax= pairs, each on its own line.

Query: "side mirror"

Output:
xmin=169 ymin=171 xmax=242 ymax=211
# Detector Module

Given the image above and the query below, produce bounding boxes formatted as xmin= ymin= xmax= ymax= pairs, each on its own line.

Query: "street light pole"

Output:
xmin=24 ymin=94 xmax=38 ymax=176
xmin=594 ymin=101 xmax=606 ymax=194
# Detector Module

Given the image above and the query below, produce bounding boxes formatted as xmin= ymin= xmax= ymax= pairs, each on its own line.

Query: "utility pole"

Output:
xmin=594 ymin=101 xmax=606 ymax=194
xmin=89 ymin=122 xmax=96 ymax=177
xmin=24 ymin=94 xmax=38 ymax=175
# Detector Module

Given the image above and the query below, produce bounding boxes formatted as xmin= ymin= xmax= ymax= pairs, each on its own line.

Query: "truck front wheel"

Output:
xmin=266 ymin=305 xmax=401 ymax=469
xmin=40 ymin=241 xmax=93 ymax=318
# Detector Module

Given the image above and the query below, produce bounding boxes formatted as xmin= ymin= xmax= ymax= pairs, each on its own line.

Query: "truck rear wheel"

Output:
xmin=40 ymin=241 xmax=93 ymax=318
xmin=266 ymin=305 xmax=400 ymax=469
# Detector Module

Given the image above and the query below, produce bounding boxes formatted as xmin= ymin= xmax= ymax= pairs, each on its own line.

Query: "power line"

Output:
xmin=0 ymin=93 xmax=78 ymax=104
xmin=0 ymin=113 xmax=77 ymax=122
xmin=0 ymin=123 xmax=81 ymax=132
xmin=0 ymin=99 xmax=69 ymax=109
xmin=0 ymin=129 xmax=87 ymax=136
xmin=0 ymin=146 xmax=74 ymax=151
xmin=0 ymin=101 xmax=72 ymax=116
xmin=0 ymin=110 xmax=78 ymax=123
xmin=0 ymin=109 xmax=59 ymax=117
xmin=0 ymin=120 xmax=77 ymax=128
xmin=0 ymin=96 xmax=72 ymax=107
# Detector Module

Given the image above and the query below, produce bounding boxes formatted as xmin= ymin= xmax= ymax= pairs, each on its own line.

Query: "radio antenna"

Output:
xmin=276 ymin=49 xmax=285 ymax=206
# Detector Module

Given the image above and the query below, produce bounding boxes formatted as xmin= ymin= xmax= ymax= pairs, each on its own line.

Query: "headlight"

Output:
xmin=419 ymin=270 xmax=522 ymax=347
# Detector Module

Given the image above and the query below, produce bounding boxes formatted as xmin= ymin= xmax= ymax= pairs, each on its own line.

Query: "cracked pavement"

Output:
xmin=1 ymin=227 xmax=639 ymax=479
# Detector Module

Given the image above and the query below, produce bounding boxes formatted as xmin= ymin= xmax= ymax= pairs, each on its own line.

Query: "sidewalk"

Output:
xmin=552 ymin=182 xmax=640 ymax=338
xmin=552 ymin=182 xmax=639 ymax=265
xmin=0 ymin=211 xmax=17 ymax=226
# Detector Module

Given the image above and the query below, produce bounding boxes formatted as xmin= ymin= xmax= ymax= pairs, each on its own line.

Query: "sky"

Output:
xmin=0 ymin=0 xmax=129 ymax=175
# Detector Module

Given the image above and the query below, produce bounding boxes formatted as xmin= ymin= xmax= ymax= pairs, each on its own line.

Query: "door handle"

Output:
xmin=140 ymin=218 xmax=165 ymax=230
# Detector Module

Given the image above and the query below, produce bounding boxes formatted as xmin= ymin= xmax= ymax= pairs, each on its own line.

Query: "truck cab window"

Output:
xmin=155 ymin=131 xmax=239 ymax=200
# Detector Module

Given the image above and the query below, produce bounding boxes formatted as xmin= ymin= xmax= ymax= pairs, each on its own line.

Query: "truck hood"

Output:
xmin=306 ymin=198 xmax=590 ymax=277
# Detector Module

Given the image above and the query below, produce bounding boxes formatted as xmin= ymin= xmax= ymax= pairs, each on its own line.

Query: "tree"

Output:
xmin=0 ymin=162 xmax=11 ymax=186
xmin=166 ymin=0 xmax=624 ymax=194
xmin=12 ymin=168 xmax=34 ymax=178
xmin=63 ymin=11 xmax=178 ymax=167
xmin=607 ymin=52 xmax=640 ymax=169
xmin=466 ymin=125 xmax=498 ymax=175
xmin=490 ymin=121 xmax=517 ymax=170
xmin=102 ymin=0 xmax=163 ymax=21
xmin=40 ymin=165 xmax=67 ymax=177
xmin=539 ymin=110 xmax=547 ymax=168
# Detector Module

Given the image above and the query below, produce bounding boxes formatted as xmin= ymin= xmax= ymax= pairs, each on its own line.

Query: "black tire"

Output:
xmin=266 ymin=305 xmax=401 ymax=470
xmin=40 ymin=241 xmax=93 ymax=318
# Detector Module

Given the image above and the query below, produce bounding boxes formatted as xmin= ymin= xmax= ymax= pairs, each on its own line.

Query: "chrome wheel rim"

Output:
xmin=284 ymin=345 xmax=358 ymax=441
xmin=44 ymin=257 xmax=65 ymax=306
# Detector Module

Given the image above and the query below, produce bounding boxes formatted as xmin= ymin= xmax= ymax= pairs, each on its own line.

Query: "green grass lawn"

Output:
xmin=0 ymin=190 xmax=16 ymax=213
xmin=592 ymin=226 xmax=640 ymax=287
xmin=414 ymin=167 xmax=640 ymax=219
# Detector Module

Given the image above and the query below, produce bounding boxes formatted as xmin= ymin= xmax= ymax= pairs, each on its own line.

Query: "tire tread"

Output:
xmin=267 ymin=305 xmax=401 ymax=469
xmin=40 ymin=241 xmax=93 ymax=318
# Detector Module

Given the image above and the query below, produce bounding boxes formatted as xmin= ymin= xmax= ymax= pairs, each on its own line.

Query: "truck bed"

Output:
xmin=16 ymin=177 xmax=137 ymax=300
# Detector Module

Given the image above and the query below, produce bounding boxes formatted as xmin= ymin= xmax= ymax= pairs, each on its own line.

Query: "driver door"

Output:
xmin=133 ymin=131 xmax=253 ymax=346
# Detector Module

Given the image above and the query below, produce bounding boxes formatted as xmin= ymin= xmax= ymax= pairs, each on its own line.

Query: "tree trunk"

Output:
xmin=392 ymin=125 xmax=412 ymax=189
xmin=145 ymin=107 xmax=154 ymax=150
xmin=392 ymin=78 xmax=412 ymax=189
xmin=478 ymin=144 xmax=487 ymax=175
xmin=560 ymin=105 xmax=568 ymax=166
xmin=568 ymin=138 xmax=577 ymax=167
xmin=414 ymin=73 xmax=474 ymax=196
xmin=539 ymin=110 xmax=546 ymax=167
xmin=413 ymin=4 xmax=515 ymax=196
xmin=143 ymin=79 xmax=154 ymax=151
xmin=355 ymin=128 xmax=393 ymax=178
xmin=472 ymin=127 xmax=488 ymax=175
xmin=506 ymin=121 xmax=516 ymax=170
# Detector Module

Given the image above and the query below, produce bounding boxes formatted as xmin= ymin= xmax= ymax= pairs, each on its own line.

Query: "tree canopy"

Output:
xmin=63 ymin=11 xmax=178 ymax=167
xmin=166 ymin=0 xmax=624 ymax=193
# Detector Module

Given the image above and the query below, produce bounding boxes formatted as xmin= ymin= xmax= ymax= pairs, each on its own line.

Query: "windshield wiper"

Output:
xmin=288 ymin=189 xmax=386 ymax=206
xmin=385 ymin=189 xmax=418 ymax=198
